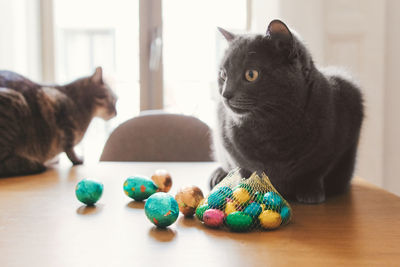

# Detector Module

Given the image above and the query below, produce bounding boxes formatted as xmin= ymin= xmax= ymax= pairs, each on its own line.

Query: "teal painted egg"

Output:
xmin=243 ymin=202 xmax=263 ymax=218
xmin=218 ymin=186 xmax=234 ymax=198
xmin=145 ymin=192 xmax=179 ymax=228
xmin=280 ymin=205 xmax=291 ymax=224
xmin=226 ymin=211 xmax=253 ymax=232
xmin=263 ymin=192 xmax=283 ymax=211
xmin=123 ymin=176 xmax=158 ymax=201
xmin=208 ymin=186 xmax=233 ymax=209
xmin=75 ymin=179 xmax=103 ymax=205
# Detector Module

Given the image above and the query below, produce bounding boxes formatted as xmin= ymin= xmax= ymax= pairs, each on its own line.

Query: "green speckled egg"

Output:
xmin=208 ymin=186 xmax=232 ymax=209
xmin=225 ymin=211 xmax=253 ymax=232
xmin=123 ymin=176 xmax=158 ymax=201
xmin=75 ymin=179 xmax=103 ymax=205
xmin=263 ymin=192 xmax=283 ymax=211
xmin=195 ymin=203 xmax=209 ymax=221
xmin=144 ymin=192 xmax=179 ymax=228
xmin=280 ymin=205 xmax=291 ymax=224
xmin=243 ymin=202 xmax=263 ymax=218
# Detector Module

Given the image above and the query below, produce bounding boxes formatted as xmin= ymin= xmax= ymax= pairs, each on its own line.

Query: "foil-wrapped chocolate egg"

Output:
xmin=151 ymin=169 xmax=172 ymax=193
xmin=203 ymin=209 xmax=225 ymax=228
xmin=233 ymin=187 xmax=251 ymax=204
xmin=145 ymin=192 xmax=179 ymax=228
xmin=75 ymin=179 xmax=103 ymax=205
xmin=224 ymin=199 xmax=237 ymax=215
xmin=195 ymin=203 xmax=208 ymax=221
xmin=259 ymin=210 xmax=282 ymax=229
xmin=208 ymin=186 xmax=232 ymax=209
xmin=175 ymin=186 xmax=204 ymax=217
xmin=280 ymin=205 xmax=291 ymax=224
xmin=263 ymin=191 xmax=283 ymax=211
xmin=243 ymin=202 xmax=263 ymax=218
xmin=226 ymin=211 xmax=253 ymax=232
xmin=123 ymin=176 xmax=158 ymax=201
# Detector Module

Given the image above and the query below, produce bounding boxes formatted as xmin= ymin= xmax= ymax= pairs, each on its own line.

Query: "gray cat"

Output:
xmin=0 ymin=67 xmax=117 ymax=177
xmin=210 ymin=20 xmax=364 ymax=204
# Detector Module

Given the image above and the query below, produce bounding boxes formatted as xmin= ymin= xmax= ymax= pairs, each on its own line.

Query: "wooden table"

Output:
xmin=0 ymin=162 xmax=399 ymax=267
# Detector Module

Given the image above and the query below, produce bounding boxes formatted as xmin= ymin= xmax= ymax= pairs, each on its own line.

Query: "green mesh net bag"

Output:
xmin=196 ymin=168 xmax=292 ymax=232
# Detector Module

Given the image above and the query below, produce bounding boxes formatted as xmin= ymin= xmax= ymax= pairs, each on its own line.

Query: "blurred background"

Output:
xmin=0 ymin=0 xmax=399 ymax=196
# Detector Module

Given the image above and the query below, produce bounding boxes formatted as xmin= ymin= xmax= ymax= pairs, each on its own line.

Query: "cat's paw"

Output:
xmin=296 ymin=190 xmax=326 ymax=204
xmin=209 ymin=167 xmax=228 ymax=189
xmin=71 ymin=158 xmax=83 ymax=165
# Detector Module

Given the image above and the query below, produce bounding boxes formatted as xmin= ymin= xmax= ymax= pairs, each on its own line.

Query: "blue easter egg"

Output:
xmin=208 ymin=186 xmax=233 ymax=209
xmin=218 ymin=186 xmax=234 ymax=198
xmin=123 ymin=176 xmax=158 ymax=201
xmin=280 ymin=205 xmax=291 ymax=224
xmin=263 ymin=192 xmax=283 ymax=211
xmin=75 ymin=179 xmax=103 ymax=205
xmin=253 ymin=191 xmax=264 ymax=203
xmin=145 ymin=192 xmax=179 ymax=228
xmin=243 ymin=202 xmax=263 ymax=218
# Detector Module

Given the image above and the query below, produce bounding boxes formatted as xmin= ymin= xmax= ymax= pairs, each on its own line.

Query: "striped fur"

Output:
xmin=0 ymin=67 xmax=116 ymax=177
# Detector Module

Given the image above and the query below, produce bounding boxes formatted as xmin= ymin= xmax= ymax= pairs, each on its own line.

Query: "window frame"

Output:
xmin=39 ymin=0 xmax=251 ymax=110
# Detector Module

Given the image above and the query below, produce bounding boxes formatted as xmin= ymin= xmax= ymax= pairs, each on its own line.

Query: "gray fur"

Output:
xmin=210 ymin=20 xmax=364 ymax=204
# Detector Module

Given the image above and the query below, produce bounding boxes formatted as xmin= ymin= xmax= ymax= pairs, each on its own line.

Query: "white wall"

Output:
xmin=251 ymin=0 xmax=400 ymax=195
xmin=384 ymin=0 xmax=400 ymax=196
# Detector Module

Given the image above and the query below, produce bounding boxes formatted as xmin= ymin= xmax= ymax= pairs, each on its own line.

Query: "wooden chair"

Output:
xmin=100 ymin=111 xmax=214 ymax=162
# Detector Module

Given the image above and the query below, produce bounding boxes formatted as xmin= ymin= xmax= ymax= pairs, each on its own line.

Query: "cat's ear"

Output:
xmin=266 ymin=20 xmax=294 ymax=54
xmin=91 ymin=67 xmax=103 ymax=84
xmin=266 ymin=19 xmax=292 ymax=38
xmin=218 ymin=27 xmax=235 ymax=42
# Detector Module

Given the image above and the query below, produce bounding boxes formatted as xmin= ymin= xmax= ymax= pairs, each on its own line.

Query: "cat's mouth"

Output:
xmin=224 ymin=100 xmax=250 ymax=114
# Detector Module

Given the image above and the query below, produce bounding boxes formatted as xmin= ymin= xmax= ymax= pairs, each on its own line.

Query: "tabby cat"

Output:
xmin=0 ymin=67 xmax=117 ymax=177
xmin=210 ymin=20 xmax=364 ymax=204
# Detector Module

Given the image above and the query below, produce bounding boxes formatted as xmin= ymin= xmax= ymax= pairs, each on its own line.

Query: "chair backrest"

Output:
xmin=100 ymin=112 xmax=214 ymax=162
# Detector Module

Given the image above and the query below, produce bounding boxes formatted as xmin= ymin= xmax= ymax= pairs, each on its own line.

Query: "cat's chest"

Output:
xmin=224 ymin=122 xmax=275 ymax=156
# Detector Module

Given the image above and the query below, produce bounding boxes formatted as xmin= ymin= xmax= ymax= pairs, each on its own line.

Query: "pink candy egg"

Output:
xmin=203 ymin=209 xmax=225 ymax=228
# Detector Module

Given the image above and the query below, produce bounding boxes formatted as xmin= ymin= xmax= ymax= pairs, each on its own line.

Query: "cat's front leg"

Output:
xmin=209 ymin=167 xmax=228 ymax=189
xmin=65 ymin=148 xmax=83 ymax=165
xmin=295 ymin=177 xmax=325 ymax=204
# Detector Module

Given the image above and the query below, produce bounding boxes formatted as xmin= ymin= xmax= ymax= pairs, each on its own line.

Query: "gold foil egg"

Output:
xmin=175 ymin=186 xmax=204 ymax=217
xmin=151 ymin=169 xmax=173 ymax=193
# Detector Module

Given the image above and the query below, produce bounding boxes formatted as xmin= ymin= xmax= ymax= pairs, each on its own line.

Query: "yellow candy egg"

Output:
xmin=233 ymin=188 xmax=251 ymax=204
xmin=261 ymin=204 xmax=266 ymax=212
xmin=225 ymin=201 xmax=237 ymax=215
xmin=259 ymin=210 xmax=282 ymax=229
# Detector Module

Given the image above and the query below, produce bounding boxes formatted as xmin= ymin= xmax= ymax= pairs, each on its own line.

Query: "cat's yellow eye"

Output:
xmin=245 ymin=70 xmax=259 ymax=82
xmin=220 ymin=69 xmax=227 ymax=80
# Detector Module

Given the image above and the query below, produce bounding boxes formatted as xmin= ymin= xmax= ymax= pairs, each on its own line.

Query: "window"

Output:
xmin=0 ymin=0 xmax=249 ymax=162
xmin=162 ymin=0 xmax=248 ymax=128
xmin=53 ymin=0 xmax=140 ymax=162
